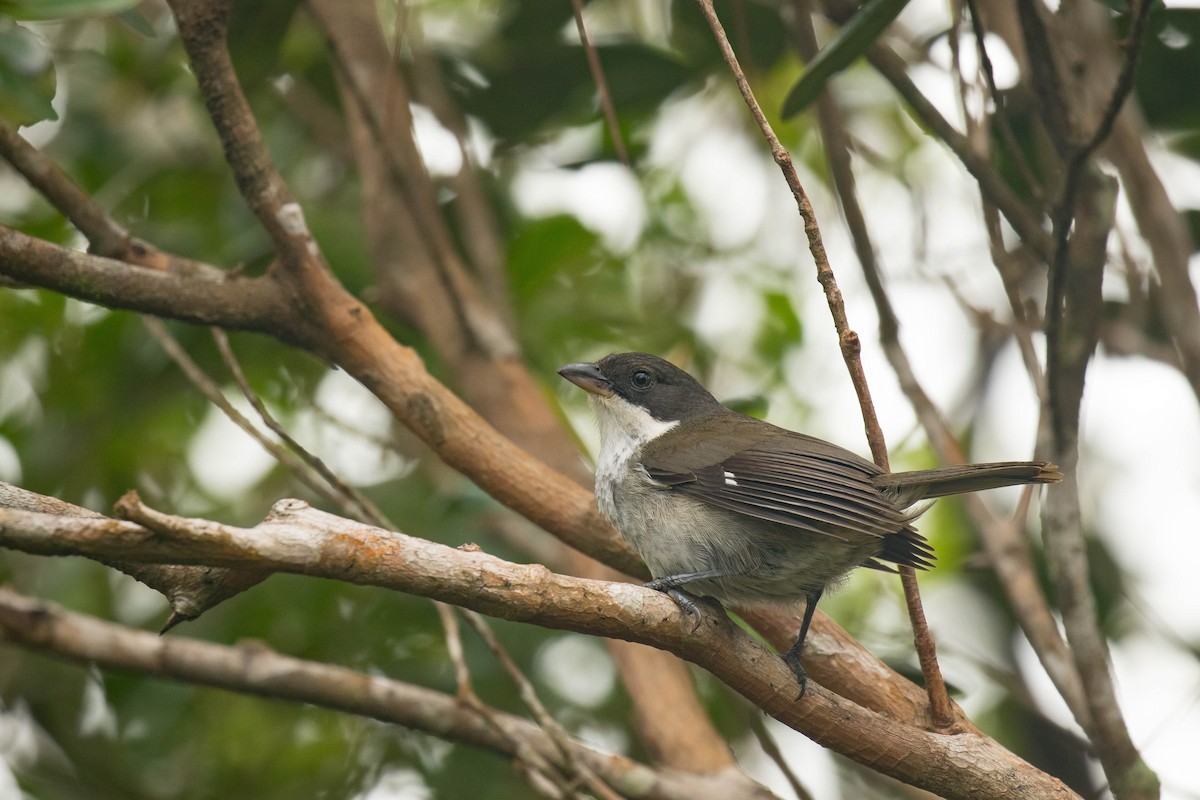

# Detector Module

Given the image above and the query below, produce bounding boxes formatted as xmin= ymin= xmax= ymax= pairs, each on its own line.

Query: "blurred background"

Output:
xmin=1 ymin=0 xmax=1199 ymax=797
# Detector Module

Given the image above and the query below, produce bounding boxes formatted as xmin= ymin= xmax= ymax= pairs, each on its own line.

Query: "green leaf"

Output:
xmin=0 ymin=0 xmax=141 ymax=20
xmin=781 ymin=0 xmax=912 ymax=118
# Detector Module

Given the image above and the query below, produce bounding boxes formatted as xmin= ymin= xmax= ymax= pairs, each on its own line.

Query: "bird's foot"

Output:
xmin=644 ymin=583 xmax=705 ymax=633
xmin=782 ymin=649 xmax=809 ymax=700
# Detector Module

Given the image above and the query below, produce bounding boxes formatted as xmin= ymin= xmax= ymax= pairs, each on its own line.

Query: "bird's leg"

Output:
xmin=644 ymin=569 xmax=728 ymax=631
xmin=643 ymin=569 xmax=727 ymax=592
xmin=781 ymin=588 xmax=823 ymax=698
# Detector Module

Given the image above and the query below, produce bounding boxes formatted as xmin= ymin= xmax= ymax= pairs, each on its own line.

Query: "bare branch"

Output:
xmin=814 ymin=0 xmax=1054 ymax=261
xmin=0 ymin=587 xmax=765 ymax=800
xmin=0 ymin=225 xmax=294 ymax=334
xmin=708 ymin=0 xmax=953 ymax=728
xmin=746 ymin=713 xmax=815 ymax=800
xmin=210 ymin=328 xmax=394 ymax=529
xmin=168 ymin=0 xmax=322 ymax=275
xmin=0 ymin=499 xmax=1079 ymax=799
xmin=787 ymin=0 xmax=1087 ymax=734
xmin=0 ymin=482 xmax=266 ymax=629
xmin=569 ymin=0 xmax=630 ymax=165
xmin=462 ymin=610 xmax=624 ymax=800
xmin=0 ymin=118 xmax=219 ymax=278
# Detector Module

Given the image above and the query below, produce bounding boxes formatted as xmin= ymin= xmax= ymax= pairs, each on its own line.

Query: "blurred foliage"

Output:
xmin=2 ymin=0 xmax=1199 ymax=798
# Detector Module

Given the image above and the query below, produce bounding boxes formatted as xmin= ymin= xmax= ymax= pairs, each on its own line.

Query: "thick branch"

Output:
xmin=0 ymin=225 xmax=294 ymax=335
xmin=168 ymin=0 xmax=319 ymax=272
xmin=0 ymin=482 xmax=266 ymax=627
xmin=0 ymin=501 xmax=1078 ymax=800
xmin=0 ymin=177 xmax=973 ymax=732
xmin=0 ymin=588 xmax=770 ymax=800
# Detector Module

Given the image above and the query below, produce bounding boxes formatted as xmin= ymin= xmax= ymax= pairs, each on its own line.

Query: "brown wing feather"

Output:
xmin=639 ymin=410 xmax=935 ymax=569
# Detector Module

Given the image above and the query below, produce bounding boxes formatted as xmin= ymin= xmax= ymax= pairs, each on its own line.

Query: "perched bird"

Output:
xmin=560 ymin=352 xmax=1060 ymax=693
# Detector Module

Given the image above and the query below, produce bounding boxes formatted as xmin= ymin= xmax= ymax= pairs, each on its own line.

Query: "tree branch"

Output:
xmin=787 ymin=0 xmax=1089 ymax=735
xmin=0 ymin=587 xmax=771 ymax=800
xmin=0 ymin=225 xmax=295 ymax=335
xmin=0 ymin=499 xmax=1079 ymax=799
xmin=699 ymin=0 xmax=953 ymax=728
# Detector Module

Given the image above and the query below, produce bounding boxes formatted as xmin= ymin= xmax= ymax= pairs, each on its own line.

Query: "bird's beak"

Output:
xmin=558 ymin=362 xmax=613 ymax=397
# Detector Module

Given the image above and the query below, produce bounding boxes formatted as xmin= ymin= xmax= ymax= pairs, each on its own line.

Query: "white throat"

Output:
xmin=589 ymin=394 xmax=679 ymax=520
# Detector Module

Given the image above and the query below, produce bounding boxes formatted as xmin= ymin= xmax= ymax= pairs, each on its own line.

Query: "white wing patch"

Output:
xmin=723 ymin=470 xmax=738 ymax=487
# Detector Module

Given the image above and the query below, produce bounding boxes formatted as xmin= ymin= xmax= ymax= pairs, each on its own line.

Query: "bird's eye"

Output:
xmin=630 ymin=370 xmax=653 ymax=389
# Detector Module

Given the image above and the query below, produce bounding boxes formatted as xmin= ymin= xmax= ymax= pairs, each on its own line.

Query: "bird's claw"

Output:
xmin=643 ymin=581 xmax=706 ymax=633
xmin=782 ymin=650 xmax=809 ymax=700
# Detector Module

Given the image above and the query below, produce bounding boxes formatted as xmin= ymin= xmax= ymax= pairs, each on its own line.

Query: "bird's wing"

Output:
xmin=644 ymin=448 xmax=934 ymax=568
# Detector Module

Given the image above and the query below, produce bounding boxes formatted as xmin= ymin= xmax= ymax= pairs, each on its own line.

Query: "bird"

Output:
xmin=559 ymin=352 xmax=1061 ymax=694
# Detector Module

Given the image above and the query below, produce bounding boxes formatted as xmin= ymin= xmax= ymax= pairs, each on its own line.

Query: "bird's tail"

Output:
xmin=875 ymin=461 xmax=1062 ymax=506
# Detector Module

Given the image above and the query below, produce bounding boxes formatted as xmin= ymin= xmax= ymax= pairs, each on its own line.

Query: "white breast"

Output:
xmin=588 ymin=394 xmax=678 ymax=521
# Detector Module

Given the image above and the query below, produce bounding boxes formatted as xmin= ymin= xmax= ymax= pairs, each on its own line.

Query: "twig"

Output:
xmin=311 ymin=0 xmax=518 ymax=361
xmin=980 ymin=203 xmax=1046 ymax=395
xmin=408 ymin=49 xmax=513 ymax=320
xmin=746 ymin=713 xmax=815 ymax=800
xmin=141 ymin=317 xmax=349 ymax=512
xmin=812 ymin=0 xmax=1053 ymax=261
xmin=962 ymin=0 xmax=1047 ymax=206
xmin=768 ymin=0 xmax=953 ymax=729
xmin=433 ymin=602 xmax=569 ymax=794
xmin=0 ymin=119 xmax=227 ymax=280
xmin=0 ymin=118 xmax=135 ymax=263
xmin=569 ymin=0 xmax=630 ymax=166
xmin=461 ymin=611 xmax=621 ymax=800
xmin=795 ymin=0 xmax=1092 ymax=731
xmin=210 ymin=328 xmax=395 ymax=530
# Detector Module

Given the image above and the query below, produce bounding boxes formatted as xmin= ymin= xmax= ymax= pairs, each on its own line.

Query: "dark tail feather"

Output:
xmin=875 ymin=461 xmax=1062 ymax=506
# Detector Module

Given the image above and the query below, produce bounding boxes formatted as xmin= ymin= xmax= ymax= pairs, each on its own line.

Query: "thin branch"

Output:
xmin=0 ymin=499 xmax=1081 ymax=800
xmin=981 ymin=203 xmax=1046 ymax=395
xmin=738 ymin=0 xmax=952 ymax=728
xmin=141 ymin=317 xmax=346 ymax=512
xmin=309 ymin=0 xmax=519 ymax=361
xmin=461 ymin=611 xmax=622 ymax=800
xmin=1031 ymin=0 xmax=1160 ymax=795
xmin=815 ymin=0 xmax=1054 ymax=261
xmin=962 ymin=0 xmax=1047 ymax=206
xmin=788 ymin=3 xmax=1087 ymax=731
xmin=0 ymin=120 xmax=121 ymax=255
xmin=569 ymin=0 xmax=630 ymax=165
xmin=0 ymin=587 xmax=756 ymax=800
xmin=746 ymin=713 xmax=815 ymax=800
xmin=408 ymin=49 xmax=514 ymax=320
xmin=434 ymin=603 xmax=570 ymax=797
xmin=210 ymin=328 xmax=394 ymax=530
xmin=1105 ymin=113 xmax=1200 ymax=406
